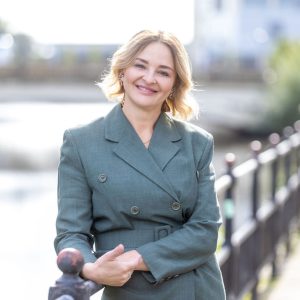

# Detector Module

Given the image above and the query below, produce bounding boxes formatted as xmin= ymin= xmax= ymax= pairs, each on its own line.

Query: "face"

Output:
xmin=121 ymin=42 xmax=176 ymax=112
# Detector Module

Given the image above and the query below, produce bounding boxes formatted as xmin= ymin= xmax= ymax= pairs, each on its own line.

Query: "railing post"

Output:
xmin=250 ymin=140 xmax=262 ymax=300
xmin=294 ymin=121 xmax=300 ymax=226
xmin=269 ymin=133 xmax=280 ymax=203
xmin=223 ymin=153 xmax=236 ymax=300
xmin=251 ymin=140 xmax=262 ymax=220
xmin=294 ymin=121 xmax=300 ymax=179
xmin=269 ymin=132 xmax=280 ymax=279
xmin=223 ymin=153 xmax=236 ymax=248
xmin=283 ymin=126 xmax=294 ymax=257
xmin=49 ymin=248 xmax=92 ymax=300
xmin=283 ymin=126 xmax=294 ymax=186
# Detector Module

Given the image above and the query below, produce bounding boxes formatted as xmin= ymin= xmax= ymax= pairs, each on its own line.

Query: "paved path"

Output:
xmin=267 ymin=241 xmax=300 ymax=299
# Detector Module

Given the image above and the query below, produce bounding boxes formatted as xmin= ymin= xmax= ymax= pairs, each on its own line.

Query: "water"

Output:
xmin=0 ymin=102 xmax=115 ymax=299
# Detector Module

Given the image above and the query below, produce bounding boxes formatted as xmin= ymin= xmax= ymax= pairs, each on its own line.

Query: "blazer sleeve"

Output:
xmin=137 ymin=135 xmax=222 ymax=283
xmin=54 ymin=129 xmax=97 ymax=264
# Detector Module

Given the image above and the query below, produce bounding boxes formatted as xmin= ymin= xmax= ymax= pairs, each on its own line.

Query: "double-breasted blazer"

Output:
xmin=55 ymin=104 xmax=226 ymax=300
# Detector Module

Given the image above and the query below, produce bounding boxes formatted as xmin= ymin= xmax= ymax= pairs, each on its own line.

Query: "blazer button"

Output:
xmin=98 ymin=174 xmax=107 ymax=183
xmin=171 ymin=201 xmax=181 ymax=211
xmin=130 ymin=206 xmax=140 ymax=215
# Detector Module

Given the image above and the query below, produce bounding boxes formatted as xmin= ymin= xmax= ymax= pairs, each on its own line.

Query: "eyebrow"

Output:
xmin=135 ymin=58 xmax=174 ymax=72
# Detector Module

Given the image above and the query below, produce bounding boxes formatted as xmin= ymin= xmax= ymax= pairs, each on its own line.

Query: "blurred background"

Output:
xmin=1 ymin=0 xmax=300 ymax=299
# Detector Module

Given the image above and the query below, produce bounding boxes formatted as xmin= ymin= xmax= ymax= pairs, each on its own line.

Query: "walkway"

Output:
xmin=267 ymin=240 xmax=300 ymax=299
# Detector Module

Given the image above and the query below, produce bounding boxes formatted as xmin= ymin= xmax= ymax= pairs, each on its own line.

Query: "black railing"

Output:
xmin=217 ymin=122 xmax=300 ymax=300
xmin=49 ymin=122 xmax=300 ymax=300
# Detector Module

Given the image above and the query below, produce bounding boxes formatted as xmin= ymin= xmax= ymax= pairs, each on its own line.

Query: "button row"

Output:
xmin=129 ymin=202 xmax=181 ymax=215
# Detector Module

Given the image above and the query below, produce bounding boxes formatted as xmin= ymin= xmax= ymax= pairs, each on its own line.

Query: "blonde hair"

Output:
xmin=100 ymin=30 xmax=196 ymax=120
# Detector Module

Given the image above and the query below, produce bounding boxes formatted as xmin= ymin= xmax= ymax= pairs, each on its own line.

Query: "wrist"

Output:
xmin=134 ymin=250 xmax=148 ymax=271
xmin=81 ymin=263 xmax=96 ymax=281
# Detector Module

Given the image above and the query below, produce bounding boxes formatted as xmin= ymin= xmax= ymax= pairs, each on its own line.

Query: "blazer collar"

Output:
xmin=104 ymin=104 xmax=182 ymax=201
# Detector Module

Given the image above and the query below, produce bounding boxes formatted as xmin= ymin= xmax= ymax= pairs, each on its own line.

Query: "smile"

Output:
xmin=136 ymin=85 xmax=157 ymax=94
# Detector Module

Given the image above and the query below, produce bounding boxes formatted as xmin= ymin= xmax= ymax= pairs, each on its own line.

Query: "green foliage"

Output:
xmin=265 ymin=40 xmax=300 ymax=132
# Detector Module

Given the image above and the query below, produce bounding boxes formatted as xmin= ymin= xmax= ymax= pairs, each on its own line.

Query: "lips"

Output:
xmin=136 ymin=84 xmax=157 ymax=94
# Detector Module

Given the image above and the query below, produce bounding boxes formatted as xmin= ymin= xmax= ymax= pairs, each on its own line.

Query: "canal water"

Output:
xmin=0 ymin=84 xmax=264 ymax=299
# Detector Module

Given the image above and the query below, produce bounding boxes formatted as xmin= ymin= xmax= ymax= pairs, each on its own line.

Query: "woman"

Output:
xmin=54 ymin=30 xmax=226 ymax=299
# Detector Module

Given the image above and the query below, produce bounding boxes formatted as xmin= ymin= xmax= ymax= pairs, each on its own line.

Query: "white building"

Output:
xmin=191 ymin=0 xmax=300 ymax=77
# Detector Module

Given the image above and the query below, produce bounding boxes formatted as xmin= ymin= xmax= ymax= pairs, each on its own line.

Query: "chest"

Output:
xmin=82 ymin=143 xmax=199 ymax=222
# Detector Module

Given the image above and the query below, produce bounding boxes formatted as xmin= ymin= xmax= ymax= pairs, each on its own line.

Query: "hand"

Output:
xmin=81 ymin=244 xmax=139 ymax=286
xmin=116 ymin=250 xmax=149 ymax=271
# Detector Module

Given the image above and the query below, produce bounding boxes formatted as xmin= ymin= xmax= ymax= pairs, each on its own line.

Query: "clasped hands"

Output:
xmin=81 ymin=244 xmax=148 ymax=287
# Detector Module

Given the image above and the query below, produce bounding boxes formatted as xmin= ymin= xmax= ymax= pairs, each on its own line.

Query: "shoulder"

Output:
xmin=171 ymin=117 xmax=213 ymax=145
xmin=63 ymin=117 xmax=105 ymax=147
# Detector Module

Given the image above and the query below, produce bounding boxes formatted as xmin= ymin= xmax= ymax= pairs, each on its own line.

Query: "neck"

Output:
xmin=122 ymin=104 xmax=160 ymax=130
xmin=122 ymin=103 xmax=161 ymax=145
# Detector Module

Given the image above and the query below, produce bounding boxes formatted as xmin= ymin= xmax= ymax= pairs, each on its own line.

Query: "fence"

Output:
xmin=49 ymin=122 xmax=300 ymax=300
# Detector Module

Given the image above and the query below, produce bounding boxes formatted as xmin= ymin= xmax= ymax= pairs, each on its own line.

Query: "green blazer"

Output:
xmin=55 ymin=104 xmax=226 ymax=300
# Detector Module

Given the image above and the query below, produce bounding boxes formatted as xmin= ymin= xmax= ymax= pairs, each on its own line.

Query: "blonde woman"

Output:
xmin=55 ymin=30 xmax=226 ymax=300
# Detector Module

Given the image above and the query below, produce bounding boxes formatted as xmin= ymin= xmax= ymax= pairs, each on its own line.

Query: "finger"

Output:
xmin=100 ymin=244 xmax=125 ymax=262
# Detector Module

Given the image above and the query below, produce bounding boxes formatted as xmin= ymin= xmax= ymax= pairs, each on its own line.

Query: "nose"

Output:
xmin=143 ymin=70 xmax=156 ymax=84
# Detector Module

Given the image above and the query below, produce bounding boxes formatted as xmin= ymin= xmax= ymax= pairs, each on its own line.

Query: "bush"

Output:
xmin=264 ymin=40 xmax=300 ymax=133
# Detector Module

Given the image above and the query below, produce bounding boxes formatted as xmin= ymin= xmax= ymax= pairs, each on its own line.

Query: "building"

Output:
xmin=191 ymin=0 xmax=300 ymax=79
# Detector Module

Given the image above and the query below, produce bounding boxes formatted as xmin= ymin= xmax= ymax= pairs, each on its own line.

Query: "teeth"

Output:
xmin=138 ymin=85 xmax=155 ymax=92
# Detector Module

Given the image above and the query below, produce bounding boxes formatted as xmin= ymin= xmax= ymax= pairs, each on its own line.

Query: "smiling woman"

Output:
xmin=0 ymin=0 xmax=194 ymax=44
xmin=54 ymin=29 xmax=226 ymax=300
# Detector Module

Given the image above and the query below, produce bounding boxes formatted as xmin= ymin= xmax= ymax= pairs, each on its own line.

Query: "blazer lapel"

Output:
xmin=148 ymin=113 xmax=181 ymax=171
xmin=104 ymin=105 xmax=181 ymax=201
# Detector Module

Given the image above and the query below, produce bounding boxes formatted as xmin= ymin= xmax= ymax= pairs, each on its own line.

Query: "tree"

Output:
xmin=264 ymin=40 xmax=300 ymax=132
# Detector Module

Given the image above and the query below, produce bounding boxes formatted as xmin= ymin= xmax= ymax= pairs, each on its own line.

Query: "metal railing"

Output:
xmin=49 ymin=122 xmax=300 ymax=300
xmin=218 ymin=123 xmax=300 ymax=299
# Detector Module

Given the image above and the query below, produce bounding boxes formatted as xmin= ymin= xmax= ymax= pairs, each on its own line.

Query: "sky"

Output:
xmin=0 ymin=0 xmax=194 ymax=44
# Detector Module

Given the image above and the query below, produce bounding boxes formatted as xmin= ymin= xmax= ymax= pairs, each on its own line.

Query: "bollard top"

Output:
xmin=225 ymin=153 xmax=236 ymax=169
xmin=56 ymin=248 xmax=84 ymax=275
xmin=250 ymin=140 xmax=262 ymax=157
xmin=283 ymin=126 xmax=294 ymax=138
xmin=269 ymin=132 xmax=280 ymax=146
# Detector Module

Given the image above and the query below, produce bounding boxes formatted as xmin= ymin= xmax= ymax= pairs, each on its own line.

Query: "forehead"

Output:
xmin=136 ymin=42 xmax=174 ymax=69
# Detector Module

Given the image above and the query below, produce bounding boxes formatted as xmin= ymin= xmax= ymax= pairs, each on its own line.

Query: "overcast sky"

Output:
xmin=0 ymin=0 xmax=194 ymax=44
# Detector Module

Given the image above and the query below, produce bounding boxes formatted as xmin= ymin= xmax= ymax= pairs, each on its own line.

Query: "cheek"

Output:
xmin=163 ymin=81 xmax=175 ymax=93
xmin=123 ymin=68 xmax=137 ymax=84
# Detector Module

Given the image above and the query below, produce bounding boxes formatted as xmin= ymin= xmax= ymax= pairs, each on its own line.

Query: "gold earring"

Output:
xmin=169 ymin=88 xmax=175 ymax=99
xmin=121 ymin=93 xmax=125 ymax=108
xmin=119 ymin=73 xmax=124 ymax=86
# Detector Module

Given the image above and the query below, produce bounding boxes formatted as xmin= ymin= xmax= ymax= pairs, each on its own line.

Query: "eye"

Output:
xmin=158 ymin=70 xmax=170 ymax=77
xmin=134 ymin=63 xmax=145 ymax=69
